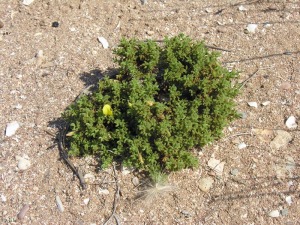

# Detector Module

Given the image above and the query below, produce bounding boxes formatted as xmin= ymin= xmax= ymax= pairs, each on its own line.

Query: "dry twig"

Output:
xmin=103 ymin=163 xmax=120 ymax=225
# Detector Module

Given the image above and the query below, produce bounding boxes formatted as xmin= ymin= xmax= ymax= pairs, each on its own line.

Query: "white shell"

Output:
xmin=23 ymin=0 xmax=35 ymax=5
xmin=285 ymin=116 xmax=297 ymax=129
xmin=97 ymin=37 xmax=109 ymax=49
xmin=5 ymin=121 xmax=20 ymax=137
xmin=246 ymin=24 xmax=258 ymax=33
xmin=248 ymin=101 xmax=258 ymax=108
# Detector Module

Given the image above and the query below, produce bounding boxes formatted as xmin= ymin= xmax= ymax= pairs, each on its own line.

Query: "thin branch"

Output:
xmin=103 ymin=163 xmax=120 ymax=225
xmin=238 ymin=68 xmax=259 ymax=90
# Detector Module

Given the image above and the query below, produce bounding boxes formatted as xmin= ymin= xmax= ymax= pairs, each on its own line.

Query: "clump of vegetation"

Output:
xmin=62 ymin=34 xmax=239 ymax=177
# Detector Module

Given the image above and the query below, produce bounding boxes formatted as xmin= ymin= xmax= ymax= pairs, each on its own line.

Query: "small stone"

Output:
xmin=248 ymin=101 xmax=258 ymax=108
xmin=146 ymin=30 xmax=154 ymax=36
xmin=268 ymin=210 xmax=280 ymax=218
xmin=23 ymin=0 xmax=34 ymax=5
xmin=132 ymin=177 xmax=139 ymax=186
xmin=285 ymin=116 xmax=297 ymax=129
xmin=198 ymin=177 xmax=214 ymax=192
xmin=239 ymin=112 xmax=247 ymax=119
xmin=141 ymin=0 xmax=147 ymax=5
xmin=280 ymin=81 xmax=291 ymax=90
xmin=281 ymin=208 xmax=288 ymax=216
xmin=56 ymin=196 xmax=64 ymax=212
xmin=270 ymin=130 xmax=292 ymax=150
xmin=238 ymin=142 xmax=247 ymax=149
xmin=285 ymin=156 xmax=295 ymax=173
xmin=246 ymin=24 xmax=258 ymax=33
xmin=121 ymin=166 xmax=134 ymax=175
xmin=14 ymin=104 xmax=22 ymax=109
xmin=16 ymin=156 xmax=31 ymax=171
xmin=230 ymin=168 xmax=239 ymax=176
xmin=262 ymin=101 xmax=270 ymax=106
xmin=238 ymin=5 xmax=247 ymax=11
xmin=1 ymin=194 xmax=7 ymax=202
xmin=97 ymin=37 xmax=109 ymax=49
xmin=17 ymin=204 xmax=30 ymax=220
xmin=208 ymin=158 xmax=225 ymax=176
xmin=99 ymin=189 xmax=109 ymax=195
xmin=0 ymin=20 xmax=4 ymax=29
xmin=52 ymin=22 xmax=59 ymax=28
xmin=84 ymin=173 xmax=95 ymax=183
xmin=83 ymin=198 xmax=90 ymax=205
xmin=5 ymin=121 xmax=20 ymax=137
xmin=285 ymin=196 xmax=292 ymax=206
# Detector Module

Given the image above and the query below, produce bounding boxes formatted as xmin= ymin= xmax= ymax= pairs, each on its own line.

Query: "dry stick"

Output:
xmin=103 ymin=163 xmax=120 ymax=225
xmin=238 ymin=68 xmax=259 ymax=90
xmin=58 ymin=126 xmax=87 ymax=190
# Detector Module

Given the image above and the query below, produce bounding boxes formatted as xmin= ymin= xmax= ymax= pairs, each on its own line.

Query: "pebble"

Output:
xmin=84 ymin=173 xmax=95 ymax=183
xmin=0 ymin=20 xmax=4 ymax=29
xmin=239 ymin=112 xmax=247 ymax=119
xmin=280 ymin=81 xmax=292 ymax=90
xmin=52 ymin=22 xmax=59 ymax=28
xmin=132 ymin=176 xmax=139 ymax=186
xmin=5 ymin=121 xmax=20 ymax=137
xmin=1 ymin=194 xmax=7 ymax=202
xmin=270 ymin=130 xmax=292 ymax=149
xmin=198 ymin=177 xmax=214 ymax=192
xmin=285 ymin=196 xmax=292 ymax=206
xmin=246 ymin=24 xmax=258 ymax=33
xmin=281 ymin=208 xmax=288 ymax=216
xmin=99 ymin=189 xmax=109 ymax=195
xmin=238 ymin=142 xmax=247 ymax=149
xmin=97 ymin=37 xmax=109 ymax=49
xmin=238 ymin=5 xmax=247 ymax=11
xmin=208 ymin=158 xmax=225 ymax=176
xmin=17 ymin=204 xmax=30 ymax=220
xmin=262 ymin=101 xmax=270 ymax=106
xmin=83 ymin=198 xmax=90 ymax=205
xmin=268 ymin=209 xmax=280 ymax=218
xmin=285 ymin=156 xmax=295 ymax=172
xmin=285 ymin=116 xmax=297 ymax=129
xmin=16 ymin=156 xmax=31 ymax=170
xmin=230 ymin=168 xmax=239 ymax=176
xmin=56 ymin=196 xmax=64 ymax=212
xmin=23 ymin=0 xmax=35 ymax=5
xmin=121 ymin=166 xmax=134 ymax=175
xmin=247 ymin=101 xmax=258 ymax=108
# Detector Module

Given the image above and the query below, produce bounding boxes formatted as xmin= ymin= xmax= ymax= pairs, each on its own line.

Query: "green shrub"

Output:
xmin=62 ymin=34 xmax=239 ymax=176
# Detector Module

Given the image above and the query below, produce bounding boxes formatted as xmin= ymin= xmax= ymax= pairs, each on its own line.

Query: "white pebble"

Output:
xmin=238 ymin=142 xmax=247 ymax=149
xmin=208 ymin=158 xmax=225 ymax=176
xmin=99 ymin=189 xmax=109 ymax=195
xmin=238 ymin=5 xmax=247 ymax=11
xmin=132 ymin=177 xmax=139 ymax=186
xmin=198 ymin=177 xmax=214 ymax=192
xmin=268 ymin=210 xmax=280 ymax=218
xmin=23 ymin=0 xmax=35 ymax=5
xmin=246 ymin=24 xmax=258 ymax=33
xmin=286 ymin=196 xmax=292 ymax=206
xmin=285 ymin=116 xmax=297 ymax=129
xmin=1 ymin=194 xmax=7 ymax=202
xmin=270 ymin=130 xmax=292 ymax=149
xmin=97 ymin=37 xmax=109 ymax=49
xmin=262 ymin=101 xmax=270 ymax=106
xmin=16 ymin=156 xmax=31 ymax=171
xmin=248 ymin=101 xmax=258 ymax=108
xmin=56 ymin=196 xmax=64 ymax=212
xmin=5 ymin=121 xmax=20 ymax=137
xmin=83 ymin=198 xmax=90 ymax=205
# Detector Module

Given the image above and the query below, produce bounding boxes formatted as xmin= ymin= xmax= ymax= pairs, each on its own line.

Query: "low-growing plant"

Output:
xmin=62 ymin=34 xmax=239 ymax=177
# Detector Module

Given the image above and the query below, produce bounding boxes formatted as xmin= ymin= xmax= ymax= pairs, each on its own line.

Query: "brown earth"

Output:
xmin=1 ymin=0 xmax=300 ymax=224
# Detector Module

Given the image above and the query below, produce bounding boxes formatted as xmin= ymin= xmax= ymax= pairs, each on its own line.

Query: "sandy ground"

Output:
xmin=1 ymin=0 xmax=300 ymax=224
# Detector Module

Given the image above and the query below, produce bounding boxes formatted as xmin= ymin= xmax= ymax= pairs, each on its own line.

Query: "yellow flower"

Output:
xmin=102 ymin=104 xmax=113 ymax=116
